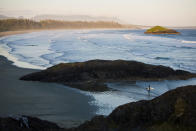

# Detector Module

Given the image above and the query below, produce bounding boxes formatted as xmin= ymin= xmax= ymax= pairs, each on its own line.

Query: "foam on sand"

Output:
xmin=0 ymin=44 xmax=45 ymax=69
xmin=181 ymin=40 xmax=196 ymax=44
xmin=84 ymin=91 xmax=135 ymax=115
xmin=85 ymin=78 xmax=196 ymax=115
xmin=1 ymin=29 xmax=196 ymax=72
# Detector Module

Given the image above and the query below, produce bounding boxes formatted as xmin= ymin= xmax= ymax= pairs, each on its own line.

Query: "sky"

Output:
xmin=0 ymin=0 xmax=196 ymax=26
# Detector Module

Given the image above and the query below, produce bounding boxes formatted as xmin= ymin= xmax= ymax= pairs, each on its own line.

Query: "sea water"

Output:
xmin=0 ymin=29 xmax=196 ymax=115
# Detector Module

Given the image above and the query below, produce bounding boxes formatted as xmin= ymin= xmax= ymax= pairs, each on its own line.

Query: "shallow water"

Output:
xmin=0 ymin=56 xmax=96 ymax=128
xmin=0 ymin=29 xmax=196 ymax=117
xmin=0 ymin=29 xmax=196 ymax=72
xmin=85 ymin=78 xmax=196 ymax=115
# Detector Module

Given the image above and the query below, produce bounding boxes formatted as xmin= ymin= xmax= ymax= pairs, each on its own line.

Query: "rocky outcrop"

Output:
xmin=0 ymin=116 xmax=63 ymax=131
xmin=1 ymin=85 xmax=196 ymax=131
xmin=20 ymin=60 xmax=196 ymax=92
xmin=145 ymin=26 xmax=180 ymax=34
xmin=71 ymin=85 xmax=196 ymax=131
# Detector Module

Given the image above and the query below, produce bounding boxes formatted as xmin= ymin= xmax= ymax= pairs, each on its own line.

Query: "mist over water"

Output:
xmin=0 ymin=29 xmax=196 ymax=115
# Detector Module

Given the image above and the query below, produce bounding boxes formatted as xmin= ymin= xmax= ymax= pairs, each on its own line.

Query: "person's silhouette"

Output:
xmin=147 ymin=85 xmax=151 ymax=96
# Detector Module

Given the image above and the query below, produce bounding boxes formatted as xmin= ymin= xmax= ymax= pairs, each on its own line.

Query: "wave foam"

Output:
xmin=85 ymin=91 xmax=135 ymax=115
xmin=123 ymin=34 xmax=133 ymax=40
xmin=181 ymin=40 xmax=196 ymax=44
xmin=0 ymin=44 xmax=45 ymax=69
xmin=1 ymin=29 xmax=196 ymax=73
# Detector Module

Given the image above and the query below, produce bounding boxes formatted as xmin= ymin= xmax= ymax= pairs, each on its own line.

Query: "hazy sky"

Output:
xmin=0 ymin=0 xmax=196 ymax=26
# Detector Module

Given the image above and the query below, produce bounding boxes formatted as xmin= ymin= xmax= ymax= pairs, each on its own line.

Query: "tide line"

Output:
xmin=0 ymin=44 xmax=45 ymax=70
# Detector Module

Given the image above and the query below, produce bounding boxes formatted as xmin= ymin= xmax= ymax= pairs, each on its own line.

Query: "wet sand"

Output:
xmin=0 ymin=30 xmax=43 ymax=37
xmin=0 ymin=27 xmax=139 ymax=37
xmin=0 ymin=56 xmax=97 ymax=128
xmin=0 ymin=29 xmax=71 ymax=37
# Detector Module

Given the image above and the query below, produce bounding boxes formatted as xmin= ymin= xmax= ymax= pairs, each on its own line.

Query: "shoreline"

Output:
xmin=0 ymin=44 xmax=45 ymax=69
xmin=1 ymin=27 xmax=195 ymax=38
xmin=1 ymin=28 xmax=196 ymax=72
xmin=0 ymin=29 xmax=196 ymax=128
xmin=1 ymin=85 xmax=196 ymax=130
xmin=0 ymin=55 xmax=97 ymax=128
xmin=0 ymin=28 xmax=140 ymax=70
xmin=0 ymin=30 xmax=43 ymax=37
xmin=0 ymin=29 xmax=99 ymax=127
xmin=0 ymin=28 xmax=140 ymax=38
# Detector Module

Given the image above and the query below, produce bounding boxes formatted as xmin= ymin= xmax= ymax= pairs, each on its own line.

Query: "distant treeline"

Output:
xmin=0 ymin=19 xmax=124 ymax=32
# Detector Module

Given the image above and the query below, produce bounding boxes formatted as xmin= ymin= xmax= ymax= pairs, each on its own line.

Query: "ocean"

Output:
xmin=0 ymin=29 xmax=196 ymax=116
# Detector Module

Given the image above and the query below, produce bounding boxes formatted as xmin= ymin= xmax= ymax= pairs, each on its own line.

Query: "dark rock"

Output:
xmin=1 ymin=85 xmax=196 ymax=131
xmin=71 ymin=85 xmax=196 ymax=131
xmin=20 ymin=60 xmax=196 ymax=92
xmin=0 ymin=115 xmax=64 ymax=131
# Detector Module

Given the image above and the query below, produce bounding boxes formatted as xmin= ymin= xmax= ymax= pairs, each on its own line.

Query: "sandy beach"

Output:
xmin=0 ymin=55 xmax=97 ymax=128
xmin=0 ymin=27 xmax=139 ymax=37
xmin=0 ymin=30 xmax=40 ymax=37
xmin=1 ymin=28 xmax=196 ymax=128
xmin=0 ymin=30 xmax=100 ymax=128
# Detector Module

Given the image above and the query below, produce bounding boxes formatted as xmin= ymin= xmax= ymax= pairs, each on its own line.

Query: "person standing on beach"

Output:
xmin=147 ymin=85 xmax=151 ymax=96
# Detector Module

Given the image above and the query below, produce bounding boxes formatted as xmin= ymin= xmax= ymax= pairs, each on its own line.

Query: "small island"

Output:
xmin=20 ymin=60 xmax=196 ymax=92
xmin=145 ymin=26 xmax=180 ymax=34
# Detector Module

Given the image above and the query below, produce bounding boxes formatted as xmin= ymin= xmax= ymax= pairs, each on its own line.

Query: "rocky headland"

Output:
xmin=20 ymin=60 xmax=196 ymax=92
xmin=0 ymin=116 xmax=63 ymax=131
xmin=1 ymin=85 xmax=196 ymax=131
xmin=145 ymin=26 xmax=180 ymax=34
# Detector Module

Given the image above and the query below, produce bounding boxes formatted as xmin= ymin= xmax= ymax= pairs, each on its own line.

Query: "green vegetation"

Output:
xmin=146 ymin=26 xmax=169 ymax=32
xmin=145 ymin=26 xmax=180 ymax=34
xmin=0 ymin=19 xmax=41 ymax=31
xmin=0 ymin=19 xmax=124 ymax=32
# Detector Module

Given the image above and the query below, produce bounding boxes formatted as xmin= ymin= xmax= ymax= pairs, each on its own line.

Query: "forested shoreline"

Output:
xmin=0 ymin=19 xmax=125 ymax=32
